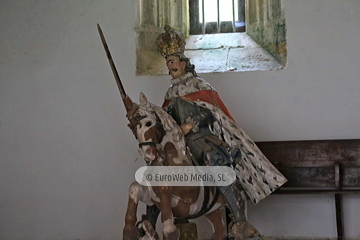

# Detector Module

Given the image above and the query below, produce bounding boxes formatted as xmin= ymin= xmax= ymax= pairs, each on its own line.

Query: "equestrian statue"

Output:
xmin=98 ymin=24 xmax=287 ymax=240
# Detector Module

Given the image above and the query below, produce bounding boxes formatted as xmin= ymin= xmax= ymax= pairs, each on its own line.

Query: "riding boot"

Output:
xmin=218 ymin=181 xmax=247 ymax=222
xmin=228 ymin=221 xmax=261 ymax=240
xmin=218 ymin=182 xmax=261 ymax=240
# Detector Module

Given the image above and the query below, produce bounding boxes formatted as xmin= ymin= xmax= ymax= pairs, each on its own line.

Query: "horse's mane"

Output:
xmin=149 ymin=103 xmax=185 ymax=144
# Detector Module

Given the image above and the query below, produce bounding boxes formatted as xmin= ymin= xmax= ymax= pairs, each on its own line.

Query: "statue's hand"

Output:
xmin=180 ymin=123 xmax=193 ymax=135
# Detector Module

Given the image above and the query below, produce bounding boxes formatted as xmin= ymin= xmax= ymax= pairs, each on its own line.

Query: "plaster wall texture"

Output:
xmin=0 ymin=0 xmax=359 ymax=239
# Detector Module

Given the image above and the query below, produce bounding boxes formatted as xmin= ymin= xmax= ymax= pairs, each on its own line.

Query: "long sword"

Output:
xmin=97 ymin=24 xmax=129 ymax=110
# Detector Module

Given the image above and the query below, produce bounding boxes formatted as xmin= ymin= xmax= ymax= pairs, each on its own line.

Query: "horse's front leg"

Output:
xmin=157 ymin=186 xmax=180 ymax=240
xmin=205 ymin=207 xmax=226 ymax=240
xmin=123 ymin=182 xmax=155 ymax=240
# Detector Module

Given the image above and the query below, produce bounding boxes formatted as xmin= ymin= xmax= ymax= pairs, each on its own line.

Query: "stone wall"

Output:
xmin=246 ymin=0 xmax=287 ymax=66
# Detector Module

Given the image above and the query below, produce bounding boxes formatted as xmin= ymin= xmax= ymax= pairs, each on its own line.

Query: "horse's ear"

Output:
xmin=139 ymin=92 xmax=150 ymax=107
xmin=124 ymin=95 xmax=134 ymax=112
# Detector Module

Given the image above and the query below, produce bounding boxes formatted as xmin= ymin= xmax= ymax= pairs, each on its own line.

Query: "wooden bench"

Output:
xmin=256 ymin=139 xmax=360 ymax=240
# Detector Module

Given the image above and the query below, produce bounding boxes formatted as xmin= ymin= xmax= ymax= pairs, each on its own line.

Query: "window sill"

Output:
xmin=136 ymin=33 xmax=285 ymax=76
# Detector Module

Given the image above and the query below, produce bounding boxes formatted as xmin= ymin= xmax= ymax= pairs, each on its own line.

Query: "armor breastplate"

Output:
xmin=167 ymin=97 xmax=202 ymax=126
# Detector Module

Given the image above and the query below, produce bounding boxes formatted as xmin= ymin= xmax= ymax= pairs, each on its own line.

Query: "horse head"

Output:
xmin=126 ymin=93 xmax=165 ymax=163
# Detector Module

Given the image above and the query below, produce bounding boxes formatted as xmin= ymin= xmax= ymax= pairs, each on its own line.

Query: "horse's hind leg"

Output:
xmin=123 ymin=182 xmax=154 ymax=240
xmin=205 ymin=207 xmax=226 ymax=240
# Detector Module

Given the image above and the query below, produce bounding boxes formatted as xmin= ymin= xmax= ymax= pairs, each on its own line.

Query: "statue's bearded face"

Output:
xmin=166 ymin=55 xmax=186 ymax=79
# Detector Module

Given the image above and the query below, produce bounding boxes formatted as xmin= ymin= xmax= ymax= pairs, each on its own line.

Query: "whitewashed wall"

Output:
xmin=0 ymin=0 xmax=359 ymax=239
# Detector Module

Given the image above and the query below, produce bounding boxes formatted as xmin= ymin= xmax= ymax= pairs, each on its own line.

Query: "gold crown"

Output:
xmin=155 ymin=25 xmax=186 ymax=57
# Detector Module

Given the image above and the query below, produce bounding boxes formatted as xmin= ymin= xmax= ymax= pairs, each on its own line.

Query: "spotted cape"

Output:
xmin=163 ymin=73 xmax=287 ymax=204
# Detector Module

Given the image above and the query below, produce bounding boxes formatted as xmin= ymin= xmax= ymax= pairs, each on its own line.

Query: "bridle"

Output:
xmin=138 ymin=141 xmax=158 ymax=148
xmin=130 ymin=112 xmax=165 ymax=154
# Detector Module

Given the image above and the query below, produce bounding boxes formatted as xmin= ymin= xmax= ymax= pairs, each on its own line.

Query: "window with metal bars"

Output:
xmin=135 ymin=0 xmax=286 ymax=75
xmin=189 ymin=0 xmax=245 ymax=35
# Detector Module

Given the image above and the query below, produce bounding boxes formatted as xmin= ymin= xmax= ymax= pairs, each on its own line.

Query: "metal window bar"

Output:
xmin=232 ymin=0 xmax=236 ymax=32
xmin=217 ymin=0 xmax=220 ymax=33
xmin=202 ymin=0 xmax=205 ymax=34
xmin=189 ymin=0 xmax=245 ymax=35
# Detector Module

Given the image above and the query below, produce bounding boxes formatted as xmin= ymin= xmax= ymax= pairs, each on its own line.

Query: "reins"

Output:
xmin=138 ymin=141 xmax=158 ymax=148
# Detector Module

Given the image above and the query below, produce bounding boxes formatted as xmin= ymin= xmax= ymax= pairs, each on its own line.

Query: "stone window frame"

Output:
xmin=135 ymin=0 xmax=287 ymax=75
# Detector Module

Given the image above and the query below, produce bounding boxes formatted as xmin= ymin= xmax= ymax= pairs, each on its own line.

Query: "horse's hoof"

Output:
xmin=123 ymin=227 xmax=139 ymax=240
xmin=163 ymin=228 xmax=180 ymax=240
xmin=228 ymin=221 xmax=261 ymax=240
